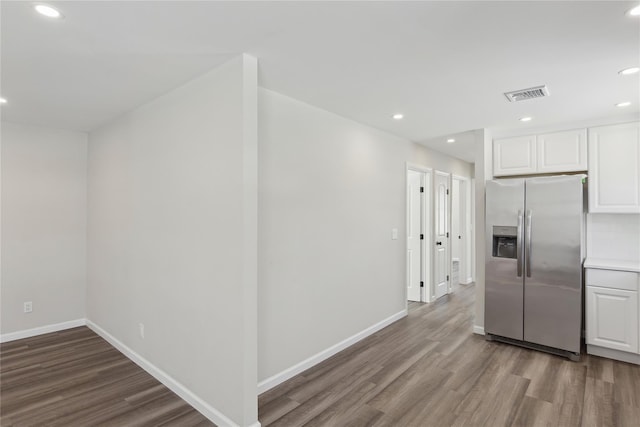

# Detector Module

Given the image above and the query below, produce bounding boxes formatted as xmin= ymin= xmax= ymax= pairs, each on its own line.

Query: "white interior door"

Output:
xmin=407 ymin=170 xmax=422 ymax=302
xmin=463 ymin=178 xmax=472 ymax=284
xmin=423 ymin=172 xmax=431 ymax=301
xmin=452 ymin=176 xmax=471 ymax=284
xmin=434 ymin=171 xmax=450 ymax=299
xmin=451 ymin=179 xmax=461 ymax=263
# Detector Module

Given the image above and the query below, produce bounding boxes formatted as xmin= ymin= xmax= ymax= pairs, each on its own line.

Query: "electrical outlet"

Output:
xmin=138 ymin=323 xmax=145 ymax=339
xmin=24 ymin=301 xmax=33 ymax=313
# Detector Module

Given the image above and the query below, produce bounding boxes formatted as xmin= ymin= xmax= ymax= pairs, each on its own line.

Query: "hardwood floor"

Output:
xmin=259 ymin=283 xmax=640 ymax=426
xmin=2 ymin=284 xmax=638 ymax=426
xmin=0 ymin=327 xmax=214 ymax=426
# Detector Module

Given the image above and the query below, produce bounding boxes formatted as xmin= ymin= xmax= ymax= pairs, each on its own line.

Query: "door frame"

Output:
xmin=452 ymin=175 xmax=473 ymax=285
xmin=405 ymin=163 xmax=433 ymax=303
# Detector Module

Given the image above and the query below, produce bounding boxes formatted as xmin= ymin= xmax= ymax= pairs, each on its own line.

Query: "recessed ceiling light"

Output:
xmin=519 ymin=117 xmax=533 ymax=122
xmin=34 ymin=4 xmax=62 ymax=18
xmin=0 ymin=97 xmax=7 ymax=104
xmin=392 ymin=113 xmax=404 ymax=120
xmin=619 ymin=67 xmax=640 ymax=75
xmin=616 ymin=101 xmax=631 ymax=108
xmin=628 ymin=5 xmax=640 ymax=16
xmin=447 ymin=138 xmax=455 ymax=143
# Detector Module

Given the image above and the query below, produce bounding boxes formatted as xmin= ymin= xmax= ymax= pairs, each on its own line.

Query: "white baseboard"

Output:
xmin=257 ymin=309 xmax=407 ymax=394
xmin=0 ymin=318 xmax=86 ymax=343
xmin=473 ymin=325 xmax=485 ymax=335
xmin=86 ymin=319 xmax=251 ymax=427
xmin=461 ymin=277 xmax=474 ymax=285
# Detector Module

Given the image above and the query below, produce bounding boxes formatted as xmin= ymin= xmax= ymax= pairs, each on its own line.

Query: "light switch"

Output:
xmin=392 ymin=228 xmax=398 ymax=240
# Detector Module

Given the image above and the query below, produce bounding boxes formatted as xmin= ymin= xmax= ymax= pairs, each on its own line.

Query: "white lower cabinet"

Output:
xmin=586 ymin=286 xmax=638 ymax=353
xmin=585 ymin=268 xmax=640 ymax=362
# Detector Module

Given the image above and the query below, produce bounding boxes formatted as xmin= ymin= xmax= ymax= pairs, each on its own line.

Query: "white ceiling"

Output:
xmin=2 ymin=1 xmax=639 ymax=164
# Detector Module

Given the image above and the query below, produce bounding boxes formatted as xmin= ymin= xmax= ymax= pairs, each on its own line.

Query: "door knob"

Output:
xmin=436 ymin=241 xmax=442 ymax=245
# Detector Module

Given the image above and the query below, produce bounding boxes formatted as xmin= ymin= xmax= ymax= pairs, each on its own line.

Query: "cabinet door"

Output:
xmin=537 ymin=129 xmax=587 ymax=173
xmin=586 ymin=286 xmax=638 ymax=353
xmin=493 ymin=135 xmax=537 ymax=176
xmin=588 ymin=122 xmax=640 ymax=213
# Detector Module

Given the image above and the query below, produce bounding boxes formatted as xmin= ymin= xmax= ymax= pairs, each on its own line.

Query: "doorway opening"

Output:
xmin=407 ymin=167 xmax=473 ymax=306
xmin=406 ymin=165 xmax=432 ymax=303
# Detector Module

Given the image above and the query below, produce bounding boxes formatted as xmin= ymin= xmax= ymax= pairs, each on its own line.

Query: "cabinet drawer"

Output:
xmin=586 ymin=269 xmax=639 ymax=291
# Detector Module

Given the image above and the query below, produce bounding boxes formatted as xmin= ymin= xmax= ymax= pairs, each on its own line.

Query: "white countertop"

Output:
xmin=584 ymin=258 xmax=640 ymax=273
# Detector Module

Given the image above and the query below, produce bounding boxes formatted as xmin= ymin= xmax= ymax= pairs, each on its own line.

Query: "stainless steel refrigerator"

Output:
xmin=485 ymin=175 xmax=585 ymax=360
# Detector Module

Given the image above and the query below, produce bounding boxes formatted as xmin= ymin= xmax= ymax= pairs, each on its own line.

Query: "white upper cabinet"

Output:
xmin=588 ymin=122 xmax=640 ymax=213
xmin=493 ymin=129 xmax=587 ymax=177
xmin=493 ymin=135 xmax=536 ymax=176
xmin=537 ymin=129 xmax=587 ymax=173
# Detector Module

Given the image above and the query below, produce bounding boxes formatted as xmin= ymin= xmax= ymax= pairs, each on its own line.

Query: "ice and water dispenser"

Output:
xmin=492 ymin=226 xmax=517 ymax=259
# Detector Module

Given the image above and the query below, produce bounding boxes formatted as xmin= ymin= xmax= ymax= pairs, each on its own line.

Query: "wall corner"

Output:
xmin=473 ymin=128 xmax=492 ymax=330
xmin=241 ymin=53 xmax=260 ymax=427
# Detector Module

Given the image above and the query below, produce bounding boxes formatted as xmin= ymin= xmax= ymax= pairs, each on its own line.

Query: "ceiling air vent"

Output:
xmin=504 ymin=85 xmax=550 ymax=102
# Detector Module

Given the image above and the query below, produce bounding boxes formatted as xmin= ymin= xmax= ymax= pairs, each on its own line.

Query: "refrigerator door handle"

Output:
xmin=517 ymin=210 xmax=523 ymax=277
xmin=526 ymin=210 xmax=532 ymax=277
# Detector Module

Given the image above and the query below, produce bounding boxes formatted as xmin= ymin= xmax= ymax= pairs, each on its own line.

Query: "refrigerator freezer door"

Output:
xmin=524 ymin=175 xmax=584 ymax=353
xmin=485 ymin=179 xmax=525 ymax=340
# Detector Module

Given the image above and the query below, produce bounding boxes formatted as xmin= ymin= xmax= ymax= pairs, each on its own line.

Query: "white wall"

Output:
xmin=410 ymin=144 xmax=474 ymax=178
xmin=1 ymin=122 xmax=87 ymax=335
xmin=587 ymin=214 xmax=640 ymax=262
xmin=258 ymin=88 xmax=472 ymax=384
xmin=87 ymin=55 xmax=258 ymax=427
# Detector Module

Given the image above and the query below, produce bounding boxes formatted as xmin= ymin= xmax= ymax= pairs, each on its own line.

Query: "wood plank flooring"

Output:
xmin=259 ymin=283 xmax=640 ymax=426
xmin=2 ymin=284 xmax=638 ymax=426
xmin=0 ymin=327 xmax=214 ymax=426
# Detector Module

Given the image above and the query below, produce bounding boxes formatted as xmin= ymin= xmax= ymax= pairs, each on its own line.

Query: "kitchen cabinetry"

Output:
xmin=537 ymin=129 xmax=587 ymax=173
xmin=493 ymin=135 xmax=536 ymax=176
xmin=585 ymin=265 xmax=640 ymax=364
xmin=493 ymin=129 xmax=587 ymax=177
xmin=588 ymin=122 xmax=640 ymax=213
xmin=587 ymin=286 xmax=638 ymax=353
